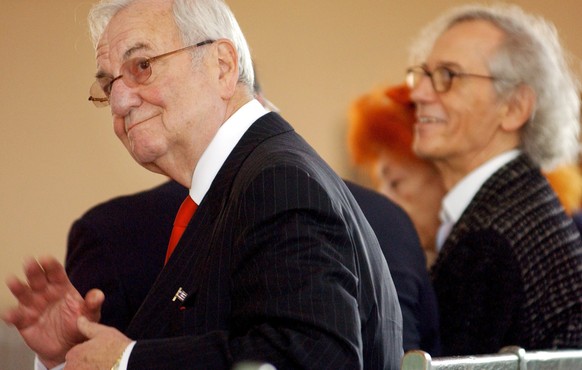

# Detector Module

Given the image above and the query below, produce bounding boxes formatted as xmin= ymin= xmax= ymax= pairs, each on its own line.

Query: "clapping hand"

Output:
xmin=2 ymin=256 xmax=103 ymax=368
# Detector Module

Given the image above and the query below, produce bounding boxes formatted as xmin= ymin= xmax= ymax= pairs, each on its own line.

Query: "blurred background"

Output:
xmin=1 ymin=0 xmax=581 ymax=330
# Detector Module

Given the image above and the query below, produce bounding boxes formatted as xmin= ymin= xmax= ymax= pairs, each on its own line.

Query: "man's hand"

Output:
xmin=1 ymin=256 xmax=103 ymax=368
xmin=65 ymin=316 xmax=132 ymax=370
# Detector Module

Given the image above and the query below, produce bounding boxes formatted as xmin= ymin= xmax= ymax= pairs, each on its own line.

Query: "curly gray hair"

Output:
xmin=409 ymin=3 xmax=580 ymax=170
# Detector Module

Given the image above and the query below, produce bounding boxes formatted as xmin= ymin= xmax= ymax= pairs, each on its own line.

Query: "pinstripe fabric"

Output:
xmin=345 ymin=181 xmax=440 ymax=355
xmin=432 ymin=154 xmax=582 ymax=356
xmin=125 ymin=113 xmax=403 ymax=369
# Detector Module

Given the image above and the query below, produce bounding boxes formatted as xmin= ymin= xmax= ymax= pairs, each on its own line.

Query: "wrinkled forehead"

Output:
xmin=95 ymin=0 xmax=180 ymax=69
xmin=427 ymin=20 xmax=504 ymax=69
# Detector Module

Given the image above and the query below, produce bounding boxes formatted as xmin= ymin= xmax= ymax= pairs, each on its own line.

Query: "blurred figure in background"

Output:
xmin=407 ymin=3 xmax=582 ymax=355
xmin=348 ymin=82 xmax=582 ymax=265
xmin=348 ymin=84 xmax=445 ymax=267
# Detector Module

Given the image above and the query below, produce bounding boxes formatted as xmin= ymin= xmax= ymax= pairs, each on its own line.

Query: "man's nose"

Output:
xmin=109 ymin=78 xmax=142 ymax=116
xmin=410 ymin=74 xmax=436 ymax=103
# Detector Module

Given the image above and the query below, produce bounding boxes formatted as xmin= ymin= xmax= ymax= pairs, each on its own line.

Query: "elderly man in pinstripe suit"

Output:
xmin=2 ymin=0 xmax=403 ymax=369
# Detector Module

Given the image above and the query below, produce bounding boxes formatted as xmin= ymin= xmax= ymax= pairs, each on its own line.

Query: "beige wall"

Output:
xmin=1 ymin=0 xmax=581 ymax=312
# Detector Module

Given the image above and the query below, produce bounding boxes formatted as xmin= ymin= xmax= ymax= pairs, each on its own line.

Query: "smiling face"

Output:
xmin=94 ymin=0 xmax=226 ymax=179
xmin=410 ymin=20 xmax=520 ymax=185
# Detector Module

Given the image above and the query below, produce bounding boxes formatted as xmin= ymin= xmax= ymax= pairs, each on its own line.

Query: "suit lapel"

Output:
xmin=126 ymin=113 xmax=294 ymax=338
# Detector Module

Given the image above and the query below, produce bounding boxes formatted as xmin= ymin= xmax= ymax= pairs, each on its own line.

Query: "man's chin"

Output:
xmin=133 ymin=157 xmax=162 ymax=174
xmin=411 ymin=147 xmax=433 ymax=161
xmin=145 ymin=164 xmax=166 ymax=176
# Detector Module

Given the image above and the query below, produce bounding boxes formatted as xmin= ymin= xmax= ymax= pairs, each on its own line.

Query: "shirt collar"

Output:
xmin=440 ymin=149 xmax=521 ymax=224
xmin=189 ymin=99 xmax=268 ymax=204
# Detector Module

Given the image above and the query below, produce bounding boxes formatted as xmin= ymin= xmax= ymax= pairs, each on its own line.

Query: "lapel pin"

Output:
xmin=172 ymin=287 xmax=188 ymax=302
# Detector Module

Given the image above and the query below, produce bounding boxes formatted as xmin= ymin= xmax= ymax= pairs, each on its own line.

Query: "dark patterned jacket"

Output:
xmin=432 ymin=154 xmax=582 ymax=356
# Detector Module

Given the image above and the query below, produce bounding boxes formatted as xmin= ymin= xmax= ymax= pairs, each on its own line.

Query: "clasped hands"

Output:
xmin=1 ymin=256 xmax=131 ymax=370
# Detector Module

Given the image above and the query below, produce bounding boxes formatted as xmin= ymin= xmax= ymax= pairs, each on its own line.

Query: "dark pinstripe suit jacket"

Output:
xmin=68 ymin=180 xmax=435 ymax=360
xmin=432 ymin=154 xmax=582 ymax=356
xmin=101 ymin=113 xmax=403 ymax=369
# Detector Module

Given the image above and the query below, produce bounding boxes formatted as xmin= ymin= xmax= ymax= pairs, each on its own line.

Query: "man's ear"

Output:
xmin=501 ymin=84 xmax=536 ymax=132
xmin=215 ymin=39 xmax=239 ymax=99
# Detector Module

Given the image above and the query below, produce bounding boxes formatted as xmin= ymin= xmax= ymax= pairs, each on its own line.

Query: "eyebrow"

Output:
xmin=94 ymin=42 xmax=152 ymax=79
xmin=94 ymin=70 xmax=111 ymax=80
xmin=425 ymin=61 xmax=463 ymax=70
xmin=439 ymin=62 xmax=463 ymax=69
xmin=123 ymin=42 xmax=150 ymax=59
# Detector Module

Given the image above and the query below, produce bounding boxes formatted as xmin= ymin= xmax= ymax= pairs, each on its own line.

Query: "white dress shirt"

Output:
xmin=436 ymin=149 xmax=521 ymax=251
xmin=189 ymin=99 xmax=268 ymax=204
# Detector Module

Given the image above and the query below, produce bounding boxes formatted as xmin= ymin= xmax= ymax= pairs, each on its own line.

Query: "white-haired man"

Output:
xmin=2 ymin=0 xmax=403 ymax=369
xmin=406 ymin=3 xmax=582 ymax=356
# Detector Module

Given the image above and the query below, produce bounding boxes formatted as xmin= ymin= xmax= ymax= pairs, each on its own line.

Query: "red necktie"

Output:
xmin=165 ymin=196 xmax=198 ymax=265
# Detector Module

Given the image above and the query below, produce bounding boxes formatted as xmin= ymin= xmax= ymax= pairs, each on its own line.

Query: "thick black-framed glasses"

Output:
xmin=88 ymin=39 xmax=215 ymax=107
xmin=406 ymin=64 xmax=498 ymax=93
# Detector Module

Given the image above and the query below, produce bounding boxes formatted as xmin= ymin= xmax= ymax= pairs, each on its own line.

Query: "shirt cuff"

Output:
xmin=116 ymin=341 xmax=137 ymax=370
xmin=34 ymin=356 xmax=65 ymax=370
xmin=34 ymin=341 xmax=136 ymax=370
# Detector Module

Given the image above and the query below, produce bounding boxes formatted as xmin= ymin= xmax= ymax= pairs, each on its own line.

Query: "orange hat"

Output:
xmin=347 ymin=83 xmax=418 ymax=166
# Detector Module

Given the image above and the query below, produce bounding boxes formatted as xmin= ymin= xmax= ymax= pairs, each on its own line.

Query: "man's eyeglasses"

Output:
xmin=406 ymin=65 xmax=498 ymax=93
xmin=88 ymin=39 xmax=215 ymax=107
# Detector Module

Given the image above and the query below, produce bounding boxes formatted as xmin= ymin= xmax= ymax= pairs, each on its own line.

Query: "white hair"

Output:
xmin=409 ymin=3 xmax=581 ymax=170
xmin=88 ymin=0 xmax=254 ymax=89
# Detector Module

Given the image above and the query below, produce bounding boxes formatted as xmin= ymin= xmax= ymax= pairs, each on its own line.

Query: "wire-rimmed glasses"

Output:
xmin=88 ymin=39 xmax=215 ymax=107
